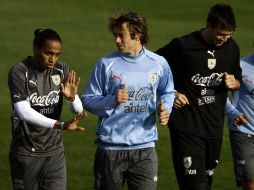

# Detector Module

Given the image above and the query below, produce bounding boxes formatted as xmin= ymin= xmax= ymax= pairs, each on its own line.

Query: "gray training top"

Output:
xmin=8 ymin=56 xmax=69 ymax=156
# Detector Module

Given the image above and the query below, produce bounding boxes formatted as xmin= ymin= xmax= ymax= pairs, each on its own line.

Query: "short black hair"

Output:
xmin=33 ymin=28 xmax=62 ymax=48
xmin=207 ymin=3 xmax=236 ymax=31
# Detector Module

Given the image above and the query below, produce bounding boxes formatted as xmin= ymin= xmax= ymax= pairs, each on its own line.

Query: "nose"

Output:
xmin=222 ymin=35 xmax=230 ymax=42
xmin=49 ymin=55 xmax=56 ymax=63
xmin=115 ymin=36 xmax=121 ymax=43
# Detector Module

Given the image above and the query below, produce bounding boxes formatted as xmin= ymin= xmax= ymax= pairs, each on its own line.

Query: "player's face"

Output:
xmin=112 ymin=23 xmax=142 ymax=56
xmin=207 ymin=27 xmax=233 ymax=47
xmin=33 ymin=40 xmax=62 ymax=70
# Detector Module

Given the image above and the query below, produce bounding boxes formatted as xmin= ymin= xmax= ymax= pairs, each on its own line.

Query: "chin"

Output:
xmin=45 ymin=65 xmax=54 ymax=70
xmin=215 ymin=43 xmax=224 ymax=47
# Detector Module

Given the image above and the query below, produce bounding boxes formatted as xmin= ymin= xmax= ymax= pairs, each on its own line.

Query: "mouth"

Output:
xmin=116 ymin=43 xmax=123 ymax=48
xmin=45 ymin=63 xmax=54 ymax=69
xmin=117 ymin=46 xmax=125 ymax=52
xmin=215 ymin=39 xmax=225 ymax=46
xmin=216 ymin=42 xmax=224 ymax=46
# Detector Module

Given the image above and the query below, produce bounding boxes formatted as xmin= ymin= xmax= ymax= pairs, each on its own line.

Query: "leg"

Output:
xmin=9 ymin=152 xmax=44 ymax=190
xmin=126 ymin=148 xmax=158 ymax=190
xmin=94 ymin=148 xmax=127 ymax=190
xmin=170 ymin=129 xmax=210 ymax=190
xmin=41 ymin=151 xmax=66 ymax=190
xmin=230 ymin=131 xmax=254 ymax=190
xmin=205 ymin=137 xmax=223 ymax=190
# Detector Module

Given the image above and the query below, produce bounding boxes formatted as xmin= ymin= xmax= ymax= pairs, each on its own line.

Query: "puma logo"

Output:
xmin=29 ymin=80 xmax=37 ymax=86
xmin=207 ymin=50 xmax=215 ymax=57
xmin=245 ymin=79 xmax=253 ymax=84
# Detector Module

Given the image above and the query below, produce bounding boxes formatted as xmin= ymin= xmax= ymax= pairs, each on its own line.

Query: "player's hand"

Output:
xmin=158 ymin=100 xmax=170 ymax=126
xmin=233 ymin=113 xmax=248 ymax=127
xmin=63 ymin=112 xmax=87 ymax=131
xmin=115 ymin=84 xmax=129 ymax=105
xmin=173 ymin=92 xmax=189 ymax=109
xmin=224 ymin=72 xmax=240 ymax=90
xmin=61 ymin=70 xmax=80 ymax=102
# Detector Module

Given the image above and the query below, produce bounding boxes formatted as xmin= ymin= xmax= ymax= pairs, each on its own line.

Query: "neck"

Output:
xmin=129 ymin=44 xmax=143 ymax=56
xmin=201 ymin=29 xmax=210 ymax=44
xmin=32 ymin=57 xmax=45 ymax=71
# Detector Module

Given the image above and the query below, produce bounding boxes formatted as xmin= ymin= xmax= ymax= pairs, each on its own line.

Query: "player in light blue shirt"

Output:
xmin=225 ymin=53 xmax=254 ymax=189
xmin=82 ymin=12 xmax=175 ymax=190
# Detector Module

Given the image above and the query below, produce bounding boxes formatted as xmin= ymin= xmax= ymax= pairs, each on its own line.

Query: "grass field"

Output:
xmin=0 ymin=0 xmax=253 ymax=189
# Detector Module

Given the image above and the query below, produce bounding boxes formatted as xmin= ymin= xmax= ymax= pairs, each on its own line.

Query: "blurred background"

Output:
xmin=0 ymin=0 xmax=253 ymax=189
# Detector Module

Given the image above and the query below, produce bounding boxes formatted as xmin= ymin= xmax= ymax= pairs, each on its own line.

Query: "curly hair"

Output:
xmin=108 ymin=11 xmax=149 ymax=45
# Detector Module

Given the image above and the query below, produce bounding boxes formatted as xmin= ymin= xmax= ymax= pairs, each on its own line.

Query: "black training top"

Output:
xmin=8 ymin=56 xmax=69 ymax=156
xmin=156 ymin=30 xmax=241 ymax=138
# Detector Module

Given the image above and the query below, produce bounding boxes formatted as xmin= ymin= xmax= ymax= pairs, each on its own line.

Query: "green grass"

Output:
xmin=0 ymin=0 xmax=253 ymax=189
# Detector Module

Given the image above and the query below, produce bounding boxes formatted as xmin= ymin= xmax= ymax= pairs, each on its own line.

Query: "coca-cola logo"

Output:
xmin=128 ymin=87 xmax=152 ymax=101
xmin=30 ymin=91 xmax=60 ymax=106
xmin=191 ymin=73 xmax=224 ymax=87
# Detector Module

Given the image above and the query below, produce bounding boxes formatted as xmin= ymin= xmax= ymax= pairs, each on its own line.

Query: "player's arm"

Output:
xmin=225 ymin=96 xmax=247 ymax=127
xmin=225 ymin=44 xmax=242 ymax=91
xmin=157 ymin=57 xmax=175 ymax=125
xmin=14 ymin=100 xmax=85 ymax=131
xmin=82 ymin=60 xmax=118 ymax=117
xmin=224 ymin=72 xmax=240 ymax=90
xmin=158 ymin=100 xmax=170 ymax=126
xmin=173 ymin=92 xmax=189 ymax=109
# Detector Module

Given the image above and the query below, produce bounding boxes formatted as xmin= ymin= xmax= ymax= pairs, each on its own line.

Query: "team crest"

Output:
xmin=183 ymin=157 xmax=192 ymax=169
xmin=208 ymin=58 xmax=216 ymax=69
xmin=150 ymin=72 xmax=158 ymax=84
xmin=51 ymin=75 xmax=61 ymax=86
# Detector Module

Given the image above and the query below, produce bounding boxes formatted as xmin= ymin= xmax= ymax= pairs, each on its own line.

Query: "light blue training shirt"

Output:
xmin=225 ymin=54 xmax=254 ymax=135
xmin=82 ymin=48 xmax=175 ymax=150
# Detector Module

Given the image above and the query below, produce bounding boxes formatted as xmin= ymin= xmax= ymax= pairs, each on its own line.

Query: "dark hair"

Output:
xmin=108 ymin=12 xmax=149 ymax=45
xmin=33 ymin=28 xmax=62 ymax=48
xmin=207 ymin=3 xmax=236 ymax=31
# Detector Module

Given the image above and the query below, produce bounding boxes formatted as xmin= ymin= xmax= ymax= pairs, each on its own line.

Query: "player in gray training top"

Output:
xmin=8 ymin=28 xmax=85 ymax=190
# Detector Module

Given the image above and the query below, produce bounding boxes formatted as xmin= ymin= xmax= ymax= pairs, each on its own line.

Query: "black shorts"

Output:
xmin=9 ymin=151 xmax=66 ymax=190
xmin=170 ymin=129 xmax=222 ymax=190
xmin=230 ymin=130 xmax=254 ymax=186
xmin=94 ymin=147 xmax=158 ymax=190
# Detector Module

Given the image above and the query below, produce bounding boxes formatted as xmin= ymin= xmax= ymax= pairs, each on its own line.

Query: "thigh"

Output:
xmin=9 ymin=153 xmax=43 ymax=190
xmin=41 ymin=151 xmax=66 ymax=190
xmin=170 ymin=130 xmax=208 ymax=188
xmin=94 ymin=148 xmax=126 ymax=190
xmin=127 ymin=148 xmax=158 ymax=190
xmin=205 ymin=137 xmax=222 ymax=176
xmin=230 ymin=131 xmax=254 ymax=185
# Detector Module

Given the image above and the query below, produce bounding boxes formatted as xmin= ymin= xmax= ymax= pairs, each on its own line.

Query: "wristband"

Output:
xmin=61 ymin=122 xmax=65 ymax=130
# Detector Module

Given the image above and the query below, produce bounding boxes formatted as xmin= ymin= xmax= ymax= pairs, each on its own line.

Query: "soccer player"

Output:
xmin=156 ymin=3 xmax=241 ymax=190
xmin=8 ymin=28 xmax=85 ymax=190
xmin=82 ymin=12 xmax=175 ymax=190
xmin=225 ymin=51 xmax=254 ymax=190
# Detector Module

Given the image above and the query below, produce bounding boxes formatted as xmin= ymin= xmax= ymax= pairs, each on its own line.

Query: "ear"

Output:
xmin=33 ymin=44 xmax=38 ymax=51
xmin=206 ymin=22 xmax=213 ymax=30
xmin=33 ymin=44 xmax=40 ymax=55
xmin=135 ymin=33 xmax=142 ymax=41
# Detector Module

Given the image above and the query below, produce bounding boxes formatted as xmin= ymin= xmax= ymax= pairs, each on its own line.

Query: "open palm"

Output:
xmin=61 ymin=70 xmax=80 ymax=101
